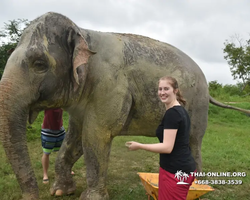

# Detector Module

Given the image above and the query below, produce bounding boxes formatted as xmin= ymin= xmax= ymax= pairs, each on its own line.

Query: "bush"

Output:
xmin=223 ymin=84 xmax=242 ymax=96
xmin=209 ymin=81 xmax=223 ymax=97
xmin=209 ymin=80 xmax=250 ymax=100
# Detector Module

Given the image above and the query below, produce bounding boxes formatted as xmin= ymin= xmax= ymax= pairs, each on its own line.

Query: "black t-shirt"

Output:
xmin=156 ymin=106 xmax=196 ymax=174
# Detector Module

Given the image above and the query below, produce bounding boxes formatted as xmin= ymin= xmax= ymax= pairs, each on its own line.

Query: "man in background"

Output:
xmin=41 ymin=108 xmax=71 ymax=184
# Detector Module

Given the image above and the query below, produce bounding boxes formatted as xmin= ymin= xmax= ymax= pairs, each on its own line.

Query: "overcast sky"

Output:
xmin=1 ymin=0 xmax=249 ymax=85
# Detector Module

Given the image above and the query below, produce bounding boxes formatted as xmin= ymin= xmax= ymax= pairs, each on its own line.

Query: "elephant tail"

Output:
xmin=209 ymin=96 xmax=250 ymax=115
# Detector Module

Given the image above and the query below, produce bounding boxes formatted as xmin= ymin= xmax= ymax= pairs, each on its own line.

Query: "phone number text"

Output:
xmin=194 ymin=179 xmax=243 ymax=185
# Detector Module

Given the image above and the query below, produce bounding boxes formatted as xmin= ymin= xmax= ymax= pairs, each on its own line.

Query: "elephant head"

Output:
xmin=0 ymin=12 xmax=94 ymax=199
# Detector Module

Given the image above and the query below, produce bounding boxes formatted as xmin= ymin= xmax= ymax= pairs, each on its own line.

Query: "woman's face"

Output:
xmin=158 ymin=80 xmax=177 ymax=105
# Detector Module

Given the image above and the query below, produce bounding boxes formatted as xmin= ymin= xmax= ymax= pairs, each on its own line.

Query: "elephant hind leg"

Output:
xmin=188 ymin=103 xmax=208 ymax=173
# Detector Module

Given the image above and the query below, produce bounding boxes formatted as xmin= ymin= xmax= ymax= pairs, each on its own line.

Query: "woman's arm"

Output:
xmin=126 ymin=129 xmax=177 ymax=154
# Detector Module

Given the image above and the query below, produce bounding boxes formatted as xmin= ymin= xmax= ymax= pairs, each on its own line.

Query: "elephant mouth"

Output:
xmin=28 ymin=109 xmax=40 ymax=124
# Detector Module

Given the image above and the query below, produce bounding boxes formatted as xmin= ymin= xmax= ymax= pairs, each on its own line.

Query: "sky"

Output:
xmin=0 ymin=0 xmax=249 ymax=85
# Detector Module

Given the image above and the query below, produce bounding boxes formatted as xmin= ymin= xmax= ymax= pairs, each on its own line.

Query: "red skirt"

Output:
xmin=158 ymin=167 xmax=195 ymax=200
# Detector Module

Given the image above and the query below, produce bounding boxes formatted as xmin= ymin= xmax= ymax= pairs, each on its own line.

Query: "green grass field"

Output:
xmin=0 ymin=101 xmax=250 ymax=200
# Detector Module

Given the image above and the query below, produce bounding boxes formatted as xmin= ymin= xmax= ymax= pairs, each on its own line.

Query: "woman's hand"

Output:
xmin=125 ymin=141 xmax=142 ymax=151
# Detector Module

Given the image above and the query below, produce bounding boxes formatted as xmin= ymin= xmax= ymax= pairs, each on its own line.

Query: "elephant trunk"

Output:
xmin=0 ymin=78 xmax=39 ymax=199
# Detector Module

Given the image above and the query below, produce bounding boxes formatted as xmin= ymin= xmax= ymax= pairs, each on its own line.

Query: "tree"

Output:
xmin=223 ymin=35 xmax=250 ymax=92
xmin=0 ymin=19 xmax=29 ymax=44
xmin=0 ymin=19 xmax=30 ymax=79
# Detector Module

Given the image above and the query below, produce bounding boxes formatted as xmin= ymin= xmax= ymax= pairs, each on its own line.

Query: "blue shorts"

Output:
xmin=41 ymin=128 xmax=66 ymax=154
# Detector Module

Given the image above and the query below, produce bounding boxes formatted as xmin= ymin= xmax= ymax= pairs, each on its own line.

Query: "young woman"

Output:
xmin=126 ymin=76 xmax=196 ymax=200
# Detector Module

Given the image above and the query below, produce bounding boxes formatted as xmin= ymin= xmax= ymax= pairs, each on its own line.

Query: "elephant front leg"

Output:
xmin=50 ymin=116 xmax=83 ymax=196
xmin=80 ymin=94 xmax=132 ymax=199
xmin=80 ymin=128 xmax=112 ymax=200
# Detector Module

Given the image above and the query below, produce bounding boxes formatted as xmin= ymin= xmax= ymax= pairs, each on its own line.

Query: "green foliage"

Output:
xmin=208 ymin=80 xmax=223 ymax=97
xmin=223 ymin=84 xmax=242 ymax=96
xmin=208 ymin=80 xmax=250 ymax=100
xmin=0 ymin=19 xmax=30 ymax=79
xmin=0 ymin=42 xmax=16 ymax=77
xmin=209 ymin=80 xmax=223 ymax=90
xmin=223 ymin=36 xmax=250 ymax=91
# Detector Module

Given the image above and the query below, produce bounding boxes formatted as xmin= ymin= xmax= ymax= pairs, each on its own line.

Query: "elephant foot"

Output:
xmin=79 ymin=188 xmax=109 ymax=200
xmin=50 ymin=177 xmax=76 ymax=196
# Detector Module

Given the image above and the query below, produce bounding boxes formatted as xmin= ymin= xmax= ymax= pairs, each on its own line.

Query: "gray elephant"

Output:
xmin=0 ymin=12 xmax=249 ymax=200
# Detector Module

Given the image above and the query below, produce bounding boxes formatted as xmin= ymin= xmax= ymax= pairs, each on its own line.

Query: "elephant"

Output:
xmin=0 ymin=12 xmax=250 ymax=200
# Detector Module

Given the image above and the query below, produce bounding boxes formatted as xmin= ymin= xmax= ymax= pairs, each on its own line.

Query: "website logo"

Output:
xmin=175 ymin=170 xmax=190 ymax=185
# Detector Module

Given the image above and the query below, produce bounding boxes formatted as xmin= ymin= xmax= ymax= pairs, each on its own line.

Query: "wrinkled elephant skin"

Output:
xmin=0 ymin=12 xmax=221 ymax=200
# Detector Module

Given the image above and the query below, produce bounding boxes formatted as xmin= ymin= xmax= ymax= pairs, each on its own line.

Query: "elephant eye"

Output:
xmin=33 ymin=60 xmax=49 ymax=73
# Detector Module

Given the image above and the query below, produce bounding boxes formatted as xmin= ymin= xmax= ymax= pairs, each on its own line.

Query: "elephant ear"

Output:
xmin=69 ymin=30 xmax=95 ymax=91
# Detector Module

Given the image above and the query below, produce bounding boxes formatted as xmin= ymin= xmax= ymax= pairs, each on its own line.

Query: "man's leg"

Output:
xmin=42 ymin=153 xmax=50 ymax=183
xmin=41 ymin=132 xmax=54 ymax=184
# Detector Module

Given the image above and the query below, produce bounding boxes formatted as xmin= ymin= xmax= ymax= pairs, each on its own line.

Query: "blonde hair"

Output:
xmin=159 ymin=76 xmax=186 ymax=106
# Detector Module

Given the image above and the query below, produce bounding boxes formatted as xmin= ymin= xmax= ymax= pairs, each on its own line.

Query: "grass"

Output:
xmin=0 ymin=101 xmax=250 ymax=200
